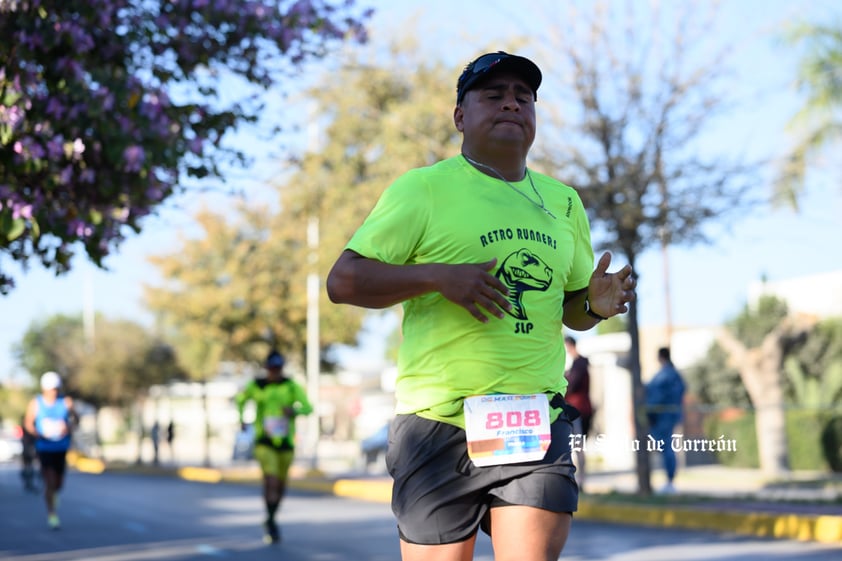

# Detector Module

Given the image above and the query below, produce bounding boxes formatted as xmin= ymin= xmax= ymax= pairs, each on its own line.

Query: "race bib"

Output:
xmin=40 ymin=418 xmax=67 ymax=441
xmin=464 ymin=393 xmax=551 ymax=467
xmin=263 ymin=416 xmax=289 ymax=439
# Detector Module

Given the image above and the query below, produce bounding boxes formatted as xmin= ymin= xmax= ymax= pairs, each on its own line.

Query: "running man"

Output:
xmin=235 ymin=350 xmax=313 ymax=544
xmin=326 ymin=51 xmax=636 ymax=560
xmin=24 ymin=371 xmax=77 ymax=530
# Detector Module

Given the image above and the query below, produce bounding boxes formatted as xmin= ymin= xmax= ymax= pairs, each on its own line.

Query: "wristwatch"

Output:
xmin=584 ymin=298 xmax=608 ymax=321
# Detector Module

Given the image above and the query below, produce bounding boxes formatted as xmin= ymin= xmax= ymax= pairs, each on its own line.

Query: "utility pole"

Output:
xmin=306 ymin=215 xmax=320 ymax=472
xmin=305 ymin=104 xmax=322 ymax=472
xmin=660 ymin=232 xmax=673 ymax=345
xmin=83 ymin=266 xmax=95 ymax=351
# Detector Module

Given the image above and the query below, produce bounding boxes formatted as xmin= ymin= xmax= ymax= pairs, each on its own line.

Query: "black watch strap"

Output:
xmin=584 ymin=298 xmax=608 ymax=321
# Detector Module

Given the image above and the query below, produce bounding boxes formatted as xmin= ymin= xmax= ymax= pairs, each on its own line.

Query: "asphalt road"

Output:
xmin=0 ymin=463 xmax=839 ymax=560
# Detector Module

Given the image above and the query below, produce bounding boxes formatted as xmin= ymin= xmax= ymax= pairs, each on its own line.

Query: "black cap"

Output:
xmin=265 ymin=350 xmax=285 ymax=369
xmin=456 ymin=51 xmax=542 ymax=104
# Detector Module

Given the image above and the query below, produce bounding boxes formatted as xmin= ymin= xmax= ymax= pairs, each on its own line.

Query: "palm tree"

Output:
xmin=778 ymin=22 xmax=842 ymax=208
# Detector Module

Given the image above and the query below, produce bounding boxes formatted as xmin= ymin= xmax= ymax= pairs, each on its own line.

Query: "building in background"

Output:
xmin=748 ymin=270 xmax=842 ymax=320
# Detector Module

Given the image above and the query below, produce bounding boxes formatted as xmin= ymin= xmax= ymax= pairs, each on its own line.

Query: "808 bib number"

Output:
xmin=463 ymin=393 xmax=551 ymax=467
xmin=484 ymin=409 xmax=543 ymax=429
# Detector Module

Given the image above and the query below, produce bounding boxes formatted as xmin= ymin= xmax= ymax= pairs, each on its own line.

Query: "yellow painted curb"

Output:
xmin=74 ymin=456 xmax=106 ymax=474
xmin=177 ymin=466 xmax=223 ymax=483
xmin=333 ymin=479 xmax=392 ymax=503
xmin=288 ymin=478 xmax=336 ymax=493
xmin=577 ymin=500 xmax=842 ymax=545
xmin=66 ymin=451 xmax=106 ymax=474
xmin=814 ymin=515 xmax=842 ymax=543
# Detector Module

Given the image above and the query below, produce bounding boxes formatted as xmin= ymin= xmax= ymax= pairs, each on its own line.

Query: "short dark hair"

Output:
xmin=564 ymin=336 xmax=576 ymax=346
xmin=658 ymin=347 xmax=671 ymax=362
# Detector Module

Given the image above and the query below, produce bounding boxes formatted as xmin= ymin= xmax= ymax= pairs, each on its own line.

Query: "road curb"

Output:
xmin=293 ymin=476 xmax=842 ymax=545
xmin=178 ymin=466 xmax=223 ymax=483
xmin=575 ymin=499 xmax=842 ymax=545
xmin=73 ymin=457 xmax=842 ymax=545
xmin=67 ymin=451 xmax=105 ymax=474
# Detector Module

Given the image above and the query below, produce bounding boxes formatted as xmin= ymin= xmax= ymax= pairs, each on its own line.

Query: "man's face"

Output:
xmin=454 ymin=71 xmax=536 ymax=153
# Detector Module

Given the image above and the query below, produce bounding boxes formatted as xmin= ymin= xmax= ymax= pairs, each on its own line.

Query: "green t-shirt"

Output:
xmin=346 ymin=155 xmax=594 ymax=428
xmin=235 ymin=377 xmax=313 ymax=449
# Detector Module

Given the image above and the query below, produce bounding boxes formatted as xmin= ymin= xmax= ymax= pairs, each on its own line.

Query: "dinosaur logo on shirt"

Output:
xmin=496 ymin=248 xmax=553 ymax=320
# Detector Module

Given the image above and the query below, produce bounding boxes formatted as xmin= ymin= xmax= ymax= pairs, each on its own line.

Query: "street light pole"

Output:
xmin=306 ymin=215 xmax=320 ymax=471
xmin=83 ymin=266 xmax=95 ymax=352
xmin=661 ymin=233 xmax=673 ymax=345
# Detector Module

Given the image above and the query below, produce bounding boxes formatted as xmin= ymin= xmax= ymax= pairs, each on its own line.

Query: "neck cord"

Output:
xmin=463 ymin=154 xmax=557 ymax=219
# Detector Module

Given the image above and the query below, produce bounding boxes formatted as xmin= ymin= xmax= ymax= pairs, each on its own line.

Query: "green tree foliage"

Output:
xmin=777 ymin=20 xmax=842 ymax=207
xmin=594 ymin=314 xmax=627 ymax=335
xmin=282 ymin=45 xmax=461 ymax=356
xmin=13 ymin=314 xmax=87 ymax=386
xmin=0 ymin=383 xmax=32 ymax=427
xmin=144 ymin=44 xmax=462 ymax=369
xmin=12 ymin=313 xmax=185 ymax=407
xmin=0 ymin=0 xmax=371 ymax=294
xmin=784 ymin=318 xmax=842 ymax=408
xmin=78 ymin=320 xmax=187 ymax=407
xmin=728 ymin=294 xmax=789 ymax=347
xmin=145 ymin=208 xmax=286 ymax=376
xmin=684 ymin=342 xmax=750 ymax=409
xmin=782 ymin=318 xmax=842 ymax=472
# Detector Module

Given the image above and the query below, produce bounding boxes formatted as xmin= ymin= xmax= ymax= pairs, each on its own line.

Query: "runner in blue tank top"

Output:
xmin=24 ymin=371 xmax=77 ymax=530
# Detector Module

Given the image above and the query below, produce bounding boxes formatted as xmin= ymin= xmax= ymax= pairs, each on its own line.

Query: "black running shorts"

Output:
xmin=37 ymin=450 xmax=68 ymax=474
xmin=386 ymin=410 xmax=578 ymax=545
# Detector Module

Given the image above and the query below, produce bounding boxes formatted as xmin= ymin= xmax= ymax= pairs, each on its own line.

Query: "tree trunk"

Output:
xmin=625 ymin=256 xmax=652 ymax=495
xmin=624 ymin=252 xmax=652 ymax=496
xmin=94 ymin=407 xmax=104 ymax=460
xmin=716 ymin=318 xmax=812 ymax=476
xmin=134 ymin=398 xmax=146 ymax=465
xmin=202 ymin=379 xmax=211 ymax=467
xmin=754 ymin=399 xmax=789 ymax=476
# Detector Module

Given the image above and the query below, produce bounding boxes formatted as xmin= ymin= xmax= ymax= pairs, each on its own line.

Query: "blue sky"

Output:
xmin=1 ymin=0 xmax=840 ymax=384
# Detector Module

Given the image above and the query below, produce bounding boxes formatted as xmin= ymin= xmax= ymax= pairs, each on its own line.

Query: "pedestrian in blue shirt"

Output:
xmin=645 ymin=347 xmax=686 ymax=494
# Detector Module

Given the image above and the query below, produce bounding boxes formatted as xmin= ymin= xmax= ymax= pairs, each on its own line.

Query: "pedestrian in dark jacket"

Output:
xmin=645 ymin=347 xmax=686 ymax=494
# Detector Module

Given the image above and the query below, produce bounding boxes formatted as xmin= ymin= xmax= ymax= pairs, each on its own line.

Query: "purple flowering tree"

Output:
xmin=0 ymin=0 xmax=371 ymax=294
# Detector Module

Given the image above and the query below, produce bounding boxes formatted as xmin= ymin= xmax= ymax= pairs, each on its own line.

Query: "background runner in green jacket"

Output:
xmin=235 ymin=350 xmax=313 ymax=544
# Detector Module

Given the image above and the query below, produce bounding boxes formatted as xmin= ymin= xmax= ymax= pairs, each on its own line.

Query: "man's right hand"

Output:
xmin=435 ymin=259 xmax=512 ymax=323
xmin=327 ymin=250 xmax=511 ymax=322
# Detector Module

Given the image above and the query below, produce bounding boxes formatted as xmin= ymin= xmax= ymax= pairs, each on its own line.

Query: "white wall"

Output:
xmin=749 ymin=270 xmax=842 ymax=319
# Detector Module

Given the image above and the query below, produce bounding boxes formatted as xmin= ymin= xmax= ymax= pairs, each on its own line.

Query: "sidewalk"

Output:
xmin=67 ymin=452 xmax=842 ymax=545
xmin=576 ymin=465 xmax=842 ymax=544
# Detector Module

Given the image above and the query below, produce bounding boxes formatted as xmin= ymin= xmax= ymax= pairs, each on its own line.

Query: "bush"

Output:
xmin=786 ymin=410 xmax=828 ymax=470
xmin=703 ymin=410 xmax=758 ymax=468
xmin=703 ymin=409 xmax=830 ymax=470
xmin=820 ymin=416 xmax=842 ymax=473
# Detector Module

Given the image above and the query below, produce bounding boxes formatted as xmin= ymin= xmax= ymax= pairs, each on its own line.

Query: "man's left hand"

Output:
xmin=588 ymin=252 xmax=636 ymax=318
